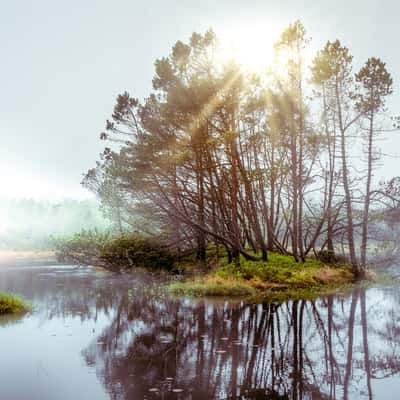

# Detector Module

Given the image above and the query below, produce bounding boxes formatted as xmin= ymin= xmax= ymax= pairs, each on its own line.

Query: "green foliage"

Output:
xmin=204 ymin=244 xmax=229 ymax=262
xmin=55 ymin=231 xmax=175 ymax=271
xmin=54 ymin=230 xmax=111 ymax=265
xmin=0 ymin=292 xmax=30 ymax=315
xmin=310 ymin=40 xmax=353 ymax=85
xmin=101 ymin=235 xmax=175 ymax=271
xmin=215 ymin=252 xmax=343 ymax=285
xmin=169 ymin=278 xmax=256 ymax=298
xmin=355 ymin=57 xmax=393 ymax=113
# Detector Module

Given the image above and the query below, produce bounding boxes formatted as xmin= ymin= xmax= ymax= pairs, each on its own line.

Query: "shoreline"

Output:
xmin=168 ymin=271 xmax=377 ymax=302
xmin=0 ymin=250 xmax=63 ymax=267
xmin=168 ymin=252 xmax=363 ymax=302
xmin=0 ymin=250 xmax=379 ymax=303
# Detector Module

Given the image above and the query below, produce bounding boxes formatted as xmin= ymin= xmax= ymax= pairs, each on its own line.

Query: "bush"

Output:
xmin=316 ymin=250 xmax=349 ymax=265
xmin=54 ymin=230 xmax=111 ymax=266
xmin=55 ymin=231 xmax=176 ymax=271
xmin=316 ymin=250 xmax=338 ymax=264
xmin=101 ymin=235 xmax=175 ymax=271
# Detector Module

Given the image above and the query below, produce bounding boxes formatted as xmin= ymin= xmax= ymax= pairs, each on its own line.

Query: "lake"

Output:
xmin=0 ymin=265 xmax=399 ymax=399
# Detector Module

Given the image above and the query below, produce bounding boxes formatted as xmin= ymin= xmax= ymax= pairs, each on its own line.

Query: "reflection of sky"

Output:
xmin=373 ymin=376 xmax=400 ymax=399
xmin=0 ymin=265 xmax=131 ymax=400
xmin=0 ymin=312 xmax=111 ymax=400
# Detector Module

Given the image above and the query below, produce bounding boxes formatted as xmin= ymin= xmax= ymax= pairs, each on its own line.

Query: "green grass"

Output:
xmin=168 ymin=252 xmax=356 ymax=301
xmin=0 ymin=292 xmax=30 ymax=315
xmin=214 ymin=253 xmax=353 ymax=286
xmin=169 ymin=277 xmax=257 ymax=298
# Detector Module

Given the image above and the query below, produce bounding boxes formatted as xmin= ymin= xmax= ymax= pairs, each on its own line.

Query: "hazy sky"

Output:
xmin=1 ymin=0 xmax=400 ymax=199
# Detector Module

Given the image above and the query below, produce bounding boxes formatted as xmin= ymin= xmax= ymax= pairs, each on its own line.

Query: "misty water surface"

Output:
xmin=0 ymin=265 xmax=399 ymax=400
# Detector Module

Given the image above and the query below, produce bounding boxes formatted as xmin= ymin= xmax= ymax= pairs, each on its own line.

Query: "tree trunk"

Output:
xmin=336 ymin=82 xmax=358 ymax=274
xmin=360 ymin=110 xmax=374 ymax=273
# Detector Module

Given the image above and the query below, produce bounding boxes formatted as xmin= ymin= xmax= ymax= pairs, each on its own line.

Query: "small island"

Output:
xmin=55 ymin=233 xmax=370 ymax=302
xmin=52 ymin=24 xmax=397 ymax=305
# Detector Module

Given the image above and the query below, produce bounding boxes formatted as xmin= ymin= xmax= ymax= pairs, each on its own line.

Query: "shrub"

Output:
xmin=316 ymin=250 xmax=339 ymax=264
xmin=54 ymin=230 xmax=111 ymax=266
xmin=55 ymin=231 xmax=176 ymax=271
xmin=100 ymin=235 xmax=175 ymax=271
xmin=316 ymin=250 xmax=349 ymax=265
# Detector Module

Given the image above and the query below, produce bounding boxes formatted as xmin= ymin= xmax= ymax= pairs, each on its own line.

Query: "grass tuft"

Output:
xmin=0 ymin=292 xmax=30 ymax=315
xmin=169 ymin=276 xmax=256 ymax=297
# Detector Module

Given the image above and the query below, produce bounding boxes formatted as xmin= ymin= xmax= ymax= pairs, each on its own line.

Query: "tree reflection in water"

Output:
xmin=82 ymin=285 xmax=400 ymax=400
xmin=0 ymin=266 xmax=399 ymax=399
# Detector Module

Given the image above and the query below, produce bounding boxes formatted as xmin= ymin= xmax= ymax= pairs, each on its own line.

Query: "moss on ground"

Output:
xmin=168 ymin=252 xmax=357 ymax=302
xmin=0 ymin=292 xmax=30 ymax=315
xmin=169 ymin=277 xmax=257 ymax=297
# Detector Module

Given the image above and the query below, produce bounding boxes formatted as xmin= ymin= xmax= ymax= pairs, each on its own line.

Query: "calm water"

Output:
xmin=0 ymin=265 xmax=399 ymax=400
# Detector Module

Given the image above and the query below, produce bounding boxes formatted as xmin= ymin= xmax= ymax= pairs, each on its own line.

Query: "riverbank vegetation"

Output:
xmin=55 ymin=232 xmax=176 ymax=272
xmin=169 ymin=252 xmax=356 ymax=300
xmin=55 ymin=231 xmax=359 ymax=299
xmin=0 ymin=292 xmax=30 ymax=315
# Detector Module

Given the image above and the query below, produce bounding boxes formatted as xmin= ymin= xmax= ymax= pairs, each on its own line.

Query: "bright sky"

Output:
xmin=1 ymin=0 xmax=400 ymax=199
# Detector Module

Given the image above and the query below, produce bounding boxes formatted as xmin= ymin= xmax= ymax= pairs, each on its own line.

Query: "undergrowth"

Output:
xmin=169 ymin=252 xmax=356 ymax=301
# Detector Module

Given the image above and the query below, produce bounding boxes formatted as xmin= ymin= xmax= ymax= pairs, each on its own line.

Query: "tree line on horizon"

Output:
xmin=0 ymin=198 xmax=110 ymax=250
xmin=84 ymin=21 xmax=400 ymax=277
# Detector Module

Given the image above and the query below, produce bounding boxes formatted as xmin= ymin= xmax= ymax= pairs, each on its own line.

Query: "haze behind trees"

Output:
xmin=0 ymin=198 xmax=110 ymax=250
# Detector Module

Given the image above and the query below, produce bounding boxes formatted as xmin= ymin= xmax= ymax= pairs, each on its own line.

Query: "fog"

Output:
xmin=0 ymin=198 xmax=109 ymax=250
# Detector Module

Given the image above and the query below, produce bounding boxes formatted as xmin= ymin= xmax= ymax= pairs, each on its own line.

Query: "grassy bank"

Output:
xmin=0 ymin=292 xmax=30 ymax=315
xmin=169 ymin=252 xmax=358 ymax=302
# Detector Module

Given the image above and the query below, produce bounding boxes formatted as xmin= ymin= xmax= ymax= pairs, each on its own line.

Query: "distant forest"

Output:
xmin=0 ymin=198 xmax=110 ymax=250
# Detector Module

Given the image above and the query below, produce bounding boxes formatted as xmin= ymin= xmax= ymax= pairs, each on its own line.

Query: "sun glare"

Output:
xmin=219 ymin=24 xmax=282 ymax=72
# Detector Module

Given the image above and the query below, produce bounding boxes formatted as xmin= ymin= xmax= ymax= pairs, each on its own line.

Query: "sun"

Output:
xmin=218 ymin=23 xmax=282 ymax=72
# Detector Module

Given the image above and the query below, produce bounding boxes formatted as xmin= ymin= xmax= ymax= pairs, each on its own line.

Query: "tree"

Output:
xmin=310 ymin=40 xmax=360 ymax=274
xmin=355 ymin=58 xmax=393 ymax=273
xmin=274 ymin=20 xmax=309 ymax=262
xmin=84 ymin=24 xmax=397 ymax=272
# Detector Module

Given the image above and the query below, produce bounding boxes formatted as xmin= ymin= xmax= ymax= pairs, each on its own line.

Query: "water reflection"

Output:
xmin=0 ymin=266 xmax=399 ymax=399
xmin=83 ymin=285 xmax=400 ymax=399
